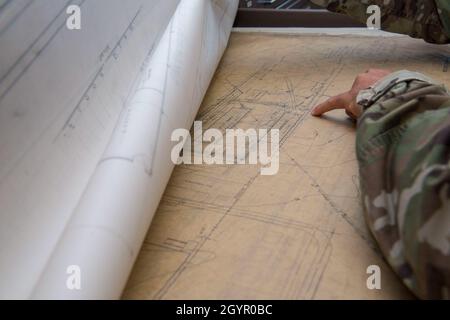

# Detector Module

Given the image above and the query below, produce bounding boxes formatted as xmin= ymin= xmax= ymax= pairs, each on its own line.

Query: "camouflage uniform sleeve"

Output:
xmin=355 ymin=70 xmax=450 ymax=299
xmin=310 ymin=0 xmax=450 ymax=44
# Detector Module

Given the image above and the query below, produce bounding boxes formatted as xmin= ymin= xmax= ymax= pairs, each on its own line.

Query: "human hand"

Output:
xmin=311 ymin=69 xmax=392 ymax=119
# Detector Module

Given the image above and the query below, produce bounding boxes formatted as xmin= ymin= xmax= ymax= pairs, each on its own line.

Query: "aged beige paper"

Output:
xmin=124 ymin=32 xmax=450 ymax=299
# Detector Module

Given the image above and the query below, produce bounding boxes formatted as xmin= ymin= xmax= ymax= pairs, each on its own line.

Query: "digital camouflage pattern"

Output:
xmin=311 ymin=0 xmax=450 ymax=44
xmin=356 ymin=73 xmax=450 ymax=299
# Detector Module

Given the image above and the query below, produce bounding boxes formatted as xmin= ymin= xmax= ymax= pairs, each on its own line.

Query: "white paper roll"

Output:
xmin=0 ymin=0 xmax=238 ymax=299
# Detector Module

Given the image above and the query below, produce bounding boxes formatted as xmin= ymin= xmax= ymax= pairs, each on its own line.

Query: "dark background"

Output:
xmin=235 ymin=0 xmax=365 ymax=28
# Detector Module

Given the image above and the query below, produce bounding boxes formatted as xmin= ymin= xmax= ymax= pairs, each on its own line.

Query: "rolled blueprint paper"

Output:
xmin=30 ymin=0 xmax=238 ymax=299
xmin=0 ymin=0 xmax=180 ymax=299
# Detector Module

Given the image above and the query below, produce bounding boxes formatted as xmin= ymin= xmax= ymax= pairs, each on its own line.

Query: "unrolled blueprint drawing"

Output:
xmin=0 ymin=0 xmax=238 ymax=299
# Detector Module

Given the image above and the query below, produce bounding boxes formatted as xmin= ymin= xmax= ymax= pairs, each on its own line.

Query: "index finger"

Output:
xmin=311 ymin=92 xmax=351 ymax=116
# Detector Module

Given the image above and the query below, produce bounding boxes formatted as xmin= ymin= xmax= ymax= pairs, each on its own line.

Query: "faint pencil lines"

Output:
xmin=286 ymin=152 xmax=380 ymax=254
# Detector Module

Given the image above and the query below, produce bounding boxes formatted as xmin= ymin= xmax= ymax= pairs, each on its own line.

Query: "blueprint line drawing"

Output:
xmin=123 ymin=32 xmax=449 ymax=300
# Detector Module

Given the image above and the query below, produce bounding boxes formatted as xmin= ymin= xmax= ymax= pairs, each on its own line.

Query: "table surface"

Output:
xmin=123 ymin=31 xmax=450 ymax=299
